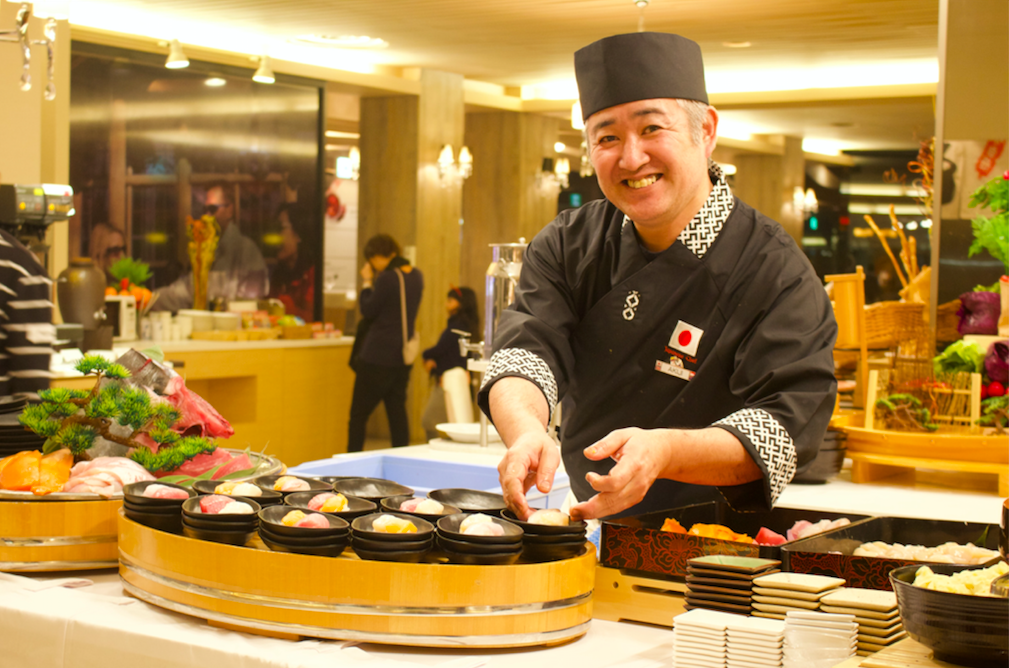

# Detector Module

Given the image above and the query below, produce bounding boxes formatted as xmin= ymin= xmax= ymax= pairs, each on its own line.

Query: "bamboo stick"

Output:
xmin=889 ymin=205 xmax=914 ymax=280
xmin=863 ymin=214 xmax=908 ymax=287
xmin=908 ymin=235 xmax=919 ymax=278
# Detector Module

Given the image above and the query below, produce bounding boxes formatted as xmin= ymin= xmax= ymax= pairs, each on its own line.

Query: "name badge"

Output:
xmin=655 ymin=359 xmax=694 ymax=381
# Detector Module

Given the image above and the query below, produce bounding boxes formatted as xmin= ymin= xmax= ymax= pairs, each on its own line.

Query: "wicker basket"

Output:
xmin=936 ymin=299 xmax=962 ymax=344
xmin=864 ymin=301 xmax=925 ymax=349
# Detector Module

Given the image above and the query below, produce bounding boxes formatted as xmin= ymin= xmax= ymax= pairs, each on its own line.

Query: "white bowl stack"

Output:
xmin=750 ymin=572 xmax=846 ymax=619
xmin=671 ymin=608 xmax=732 ymax=668
xmin=783 ymin=611 xmax=858 ymax=668
xmin=819 ymin=588 xmax=905 ymax=656
xmin=725 ymin=615 xmax=786 ymax=668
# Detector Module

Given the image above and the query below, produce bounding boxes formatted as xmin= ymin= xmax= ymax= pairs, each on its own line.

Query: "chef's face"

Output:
xmin=587 ymin=98 xmax=717 ymax=248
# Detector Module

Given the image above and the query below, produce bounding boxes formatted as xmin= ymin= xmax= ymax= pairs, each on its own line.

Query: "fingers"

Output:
xmin=583 ymin=429 xmax=633 ymax=461
xmin=499 ymin=459 xmax=531 ymax=518
xmin=536 ymin=441 xmax=559 ymax=493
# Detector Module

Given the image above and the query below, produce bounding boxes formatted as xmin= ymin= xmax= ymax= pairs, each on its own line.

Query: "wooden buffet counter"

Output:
xmin=51 ymin=338 xmax=355 ymax=468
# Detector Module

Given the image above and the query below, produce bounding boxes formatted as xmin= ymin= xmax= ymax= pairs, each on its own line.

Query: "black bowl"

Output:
xmin=352 ymin=534 xmax=433 ymax=552
xmin=520 ymin=531 xmax=588 ymax=546
xmin=351 ymin=512 xmax=435 ymax=541
xmin=182 ymin=523 xmax=255 ymax=546
xmin=260 ymin=533 xmax=349 ymax=557
xmin=381 ymin=495 xmax=461 ymax=522
xmin=441 ymin=548 xmax=522 ymax=566
xmin=193 ymin=480 xmax=284 ymax=504
xmin=890 ymin=563 xmax=1009 ymax=667
xmin=436 ymin=513 xmax=523 ymax=544
xmin=123 ymin=499 xmax=185 ymax=515
xmin=501 ymin=509 xmax=586 ymax=536
xmin=182 ymin=495 xmax=261 ymax=522
xmin=284 ymin=491 xmax=377 ymax=521
xmin=521 ymin=541 xmax=586 ymax=562
xmin=258 ymin=505 xmax=350 ymax=537
xmin=182 ymin=512 xmax=257 ymax=532
xmin=124 ymin=507 xmax=184 ymax=534
xmin=428 ymin=488 xmax=506 ymax=514
xmin=333 ymin=478 xmax=415 ymax=502
xmin=437 ymin=533 xmax=523 ymax=555
xmin=253 ymin=474 xmax=331 ymax=494
xmin=352 ymin=546 xmax=430 ymax=563
xmin=259 ymin=524 xmax=349 ymax=546
xmin=123 ymin=481 xmax=196 ymax=506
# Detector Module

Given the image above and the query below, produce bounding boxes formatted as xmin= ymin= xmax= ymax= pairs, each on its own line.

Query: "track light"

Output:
xmin=253 ymin=56 xmax=275 ymax=84
xmin=165 ymin=39 xmax=189 ymax=69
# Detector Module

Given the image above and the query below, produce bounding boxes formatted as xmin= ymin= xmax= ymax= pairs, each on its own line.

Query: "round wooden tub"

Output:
xmin=0 ymin=494 xmax=121 ymax=571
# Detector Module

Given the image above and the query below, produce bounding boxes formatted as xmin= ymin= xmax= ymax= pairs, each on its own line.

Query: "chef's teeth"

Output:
xmin=627 ymin=175 xmax=658 ymax=189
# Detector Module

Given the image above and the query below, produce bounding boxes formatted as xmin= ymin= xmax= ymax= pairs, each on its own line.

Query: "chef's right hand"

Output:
xmin=497 ymin=431 xmax=559 ymax=520
xmin=360 ymin=262 xmax=374 ymax=282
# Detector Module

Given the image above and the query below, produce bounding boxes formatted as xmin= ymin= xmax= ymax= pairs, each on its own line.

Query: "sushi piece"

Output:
xmin=142 ymin=484 xmax=189 ymax=500
xmin=372 ymin=514 xmax=417 ymax=534
xmin=200 ymin=494 xmax=234 ymax=514
xmin=528 ymin=509 xmax=570 ymax=527
xmin=273 ymin=476 xmax=311 ymax=492
xmin=306 ymin=492 xmax=348 ymax=512
xmin=463 ymin=522 xmax=504 ymax=537
xmin=755 ymin=527 xmax=787 ymax=546
xmin=282 ymin=510 xmax=307 ymax=526
xmin=213 ymin=481 xmax=262 ymax=497
xmin=399 ymin=498 xmax=444 ymax=514
xmin=295 ymin=513 xmax=330 ymax=529
xmin=218 ymin=500 xmax=254 ymax=514
xmin=459 ymin=513 xmax=495 ymax=534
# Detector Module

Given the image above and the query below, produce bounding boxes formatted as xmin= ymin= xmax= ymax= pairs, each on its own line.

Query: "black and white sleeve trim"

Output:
xmin=480 ymin=348 xmax=559 ymax=420
xmin=714 ymin=408 xmax=796 ymax=504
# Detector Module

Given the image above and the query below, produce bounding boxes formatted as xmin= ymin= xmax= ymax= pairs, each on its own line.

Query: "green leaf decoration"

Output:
xmin=38 ymin=387 xmax=87 ymax=403
xmin=75 ymin=354 xmax=112 ymax=375
xmin=52 ymin=423 xmax=97 ymax=455
xmin=108 ymin=257 xmax=152 ymax=288
xmin=103 ymin=363 xmax=130 ymax=380
xmin=116 ymin=386 xmax=152 ymax=430
xmin=149 ymin=428 xmax=180 ymax=445
xmin=128 ymin=437 xmax=216 ymax=473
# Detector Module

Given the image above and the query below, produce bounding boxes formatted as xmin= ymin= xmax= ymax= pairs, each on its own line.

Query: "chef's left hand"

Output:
xmin=569 ymin=427 xmax=673 ymax=521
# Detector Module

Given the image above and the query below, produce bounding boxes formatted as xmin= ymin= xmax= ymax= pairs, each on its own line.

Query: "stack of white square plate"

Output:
xmin=672 ymin=608 xmax=733 ymax=668
xmin=783 ymin=611 xmax=858 ymax=668
xmin=750 ymin=572 xmax=845 ymax=619
xmin=725 ymin=615 xmax=785 ymax=668
xmin=819 ymin=588 xmax=905 ymax=656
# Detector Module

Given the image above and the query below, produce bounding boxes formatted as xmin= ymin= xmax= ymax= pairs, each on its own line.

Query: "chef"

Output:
xmin=477 ymin=32 xmax=837 ymax=521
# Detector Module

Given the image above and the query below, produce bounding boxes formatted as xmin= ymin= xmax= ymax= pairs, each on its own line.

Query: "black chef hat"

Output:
xmin=575 ymin=32 xmax=708 ymax=121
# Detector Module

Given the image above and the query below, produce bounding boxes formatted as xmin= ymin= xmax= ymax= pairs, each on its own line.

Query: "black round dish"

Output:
xmin=441 ymin=548 xmax=521 ymax=566
xmin=521 ymin=541 xmax=586 ymax=562
xmin=181 ymin=523 xmax=255 ymax=546
xmin=122 ymin=481 xmax=196 ymax=506
xmin=193 ymin=480 xmax=284 ymax=503
xmin=333 ymin=478 xmax=415 ymax=502
xmin=520 ymin=531 xmax=588 ymax=546
xmin=381 ymin=495 xmax=461 ymax=522
xmin=123 ymin=507 xmax=184 ymax=534
xmin=890 ymin=563 xmax=1009 ymax=667
xmin=352 ymin=546 xmax=430 ymax=563
xmin=501 ymin=509 xmax=586 ymax=536
xmin=259 ymin=505 xmax=350 ymax=537
xmin=182 ymin=513 xmax=257 ymax=532
xmin=123 ymin=499 xmax=186 ymax=515
xmin=258 ymin=524 xmax=349 ymax=546
xmin=260 ymin=533 xmax=349 ymax=557
xmin=351 ymin=512 xmax=435 ymax=541
xmin=284 ymin=491 xmax=377 ymax=521
xmin=253 ymin=474 xmax=331 ymax=494
xmin=352 ymin=534 xmax=433 ymax=552
xmin=436 ymin=513 xmax=522 ymax=545
xmin=437 ymin=533 xmax=523 ymax=555
xmin=182 ymin=495 xmax=261 ymax=522
xmin=428 ymin=488 xmax=506 ymax=514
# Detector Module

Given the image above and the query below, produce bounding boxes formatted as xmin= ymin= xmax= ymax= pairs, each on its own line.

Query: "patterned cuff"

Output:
xmin=714 ymin=408 xmax=797 ymax=505
xmin=480 ymin=348 xmax=559 ymax=420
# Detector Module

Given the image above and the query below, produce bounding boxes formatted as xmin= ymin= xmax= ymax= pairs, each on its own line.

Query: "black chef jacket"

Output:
xmin=478 ymin=164 xmax=837 ymax=516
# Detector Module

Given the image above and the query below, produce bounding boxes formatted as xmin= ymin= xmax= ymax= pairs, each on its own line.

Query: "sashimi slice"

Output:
xmin=755 ymin=526 xmax=787 ymax=546
xmin=0 ymin=451 xmax=41 ymax=491
xmin=199 ymin=494 xmax=233 ymax=514
xmin=294 ymin=513 xmax=329 ymax=529
xmin=159 ymin=448 xmax=232 ymax=479
xmin=308 ymin=493 xmax=336 ymax=511
xmin=32 ymin=449 xmax=73 ymax=496
xmin=211 ymin=452 xmax=253 ymax=480
xmin=143 ymin=484 xmax=189 ymax=500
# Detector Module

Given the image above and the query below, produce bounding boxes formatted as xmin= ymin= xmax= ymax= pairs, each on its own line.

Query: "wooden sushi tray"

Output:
xmin=0 ymin=494 xmax=121 ymax=572
xmin=118 ymin=512 xmax=596 ymax=648
xmin=593 ymin=566 xmax=686 ymax=627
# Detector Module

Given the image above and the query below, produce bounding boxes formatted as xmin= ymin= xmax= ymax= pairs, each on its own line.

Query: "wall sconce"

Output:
xmin=579 ymin=140 xmax=594 ymax=178
xmin=1 ymin=4 xmax=59 ymax=100
xmin=165 ymin=39 xmax=189 ymax=69
xmin=253 ymin=56 xmax=275 ymax=84
xmin=538 ymin=157 xmax=570 ymax=191
xmin=348 ymin=146 xmax=360 ymax=180
xmin=793 ymin=186 xmax=818 ymax=217
xmin=437 ymin=144 xmax=472 ymax=186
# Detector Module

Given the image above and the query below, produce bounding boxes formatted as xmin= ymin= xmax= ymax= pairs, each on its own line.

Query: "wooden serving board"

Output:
xmin=859 ymin=638 xmax=969 ymax=668
xmin=593 ymin=565 xmax=687 ymax=627
xmin=118 ymin=512 xmax=595 ymax=648
xmin=0 ymin=498 xmax=121 ymax=571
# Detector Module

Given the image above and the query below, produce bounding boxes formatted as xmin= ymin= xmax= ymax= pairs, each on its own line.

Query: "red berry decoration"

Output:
xmin=980 ymin=384 xmax=989 ymax=400
xmin=987 ymin=382 xmax=1006 ymax=398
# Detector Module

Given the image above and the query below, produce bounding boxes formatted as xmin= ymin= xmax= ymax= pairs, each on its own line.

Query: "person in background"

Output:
xmin=269 ymin=203 xmax=315 ymax=321
xmin=0 ymin=227 xmax=53 ymax=400
xmin=346 ymin=234 xmax=424 ymax=452
xmin=154 ymin=184 xmax=269 ymax=311
xmin=421 ymin=286 xmax=480 ymax=439
xmin=88 ymin=222 xmax=126 ymax=283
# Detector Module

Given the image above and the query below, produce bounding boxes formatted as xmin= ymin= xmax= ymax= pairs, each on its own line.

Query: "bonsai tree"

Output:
xmin=875 ymin=393 xmax=939 ymax=432
xmin=979 ymin=396 xmax=1008 ymax=435
xmin=19 ymin=354 xmax=217 ymax=472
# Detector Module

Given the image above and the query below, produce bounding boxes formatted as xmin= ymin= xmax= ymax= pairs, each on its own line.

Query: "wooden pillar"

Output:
xmin=733 ymin=135 xmax=805 ymax=243
xmin=108 ymin=99 xmax=128 ymax=243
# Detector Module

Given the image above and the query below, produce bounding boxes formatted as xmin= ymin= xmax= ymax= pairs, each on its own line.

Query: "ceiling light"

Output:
xmin=253 ymin=56 xmax=275 ymax=84
xmin=554 ymin=142 xmax=566 ymax=153
xmin=723 ymin=41 xmax=752 ymax=48
xmin=165 ymin=39 xmax=189 ymax=69
xmin=571 ymin=102 xmax=585 ymax=130
xmin=204 ymin=77 xmax=226 ymax=87
xmin=292 ymin=34 xmax=389 ymax=49
xmin=325 ymin=130 xmax=361 ymax=139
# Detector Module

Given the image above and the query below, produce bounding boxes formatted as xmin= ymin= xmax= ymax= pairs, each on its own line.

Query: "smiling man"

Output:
xmin=477 ymin=32 xmax=838 ymax=521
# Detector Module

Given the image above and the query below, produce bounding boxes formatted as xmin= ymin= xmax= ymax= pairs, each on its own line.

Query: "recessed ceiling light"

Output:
xmin=292 ymin=34 xmax=389 ymax=49
xmin=722 ymin=41 xmax=752 ymax=48
xmin=204 ymin=77 xmax=226 ymax=87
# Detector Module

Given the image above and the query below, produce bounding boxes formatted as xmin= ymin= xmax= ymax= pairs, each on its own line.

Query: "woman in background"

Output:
xmin=269 ymin=203 xmax=315 ymax=321
xmin=421 ymin=286 xmax=480 ymax=440
xmin=346 ymin=234 xmax=424 ymax=452
xmin=88 ymin=223 xmax=126 ymax=283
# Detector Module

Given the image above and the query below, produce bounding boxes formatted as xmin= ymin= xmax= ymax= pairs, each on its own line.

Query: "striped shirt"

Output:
xmin=0 ymin=229 xmax=53 ymax=399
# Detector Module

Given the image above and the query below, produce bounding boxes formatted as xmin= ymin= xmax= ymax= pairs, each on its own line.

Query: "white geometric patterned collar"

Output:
xmin=621 ymin=161 xmax=734 ymax=259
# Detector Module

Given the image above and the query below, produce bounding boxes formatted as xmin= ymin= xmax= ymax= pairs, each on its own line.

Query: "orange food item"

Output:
xmin=661 ymin=518 xmax=688 ymax=533
xmin=105 ymin=286 xmax=117 ymax=297
xmin=687 ymin=523 xmax=754 ymax=543
xmin=0 ymin=451 xmax=41 ymax=491
xmin=33 ymin=448 xmax=73 ymax=496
